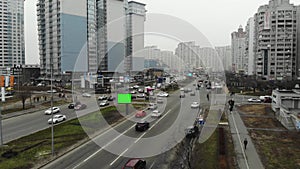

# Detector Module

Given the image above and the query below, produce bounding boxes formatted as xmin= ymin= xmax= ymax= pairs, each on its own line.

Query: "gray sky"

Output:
xmin=24 ymin=0 xmax=300 ymax=64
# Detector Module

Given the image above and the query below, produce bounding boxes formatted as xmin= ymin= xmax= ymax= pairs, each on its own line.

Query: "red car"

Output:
xmin=123 ymin=158 xmax=146 ymax=169
xmin=135 ymin=110 xmax=146 ymax=118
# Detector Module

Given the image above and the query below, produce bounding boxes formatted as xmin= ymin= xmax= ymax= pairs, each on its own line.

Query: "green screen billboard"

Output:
xmin=117 ymin=93 xmax=132 ymax=104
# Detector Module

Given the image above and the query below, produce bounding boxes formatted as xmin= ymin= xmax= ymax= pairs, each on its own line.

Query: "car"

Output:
xmin=137 ymin=93 xmax=145 ymax=98
xmin=157 ymin=98 xmax=163 ymax=104
xmin=135 ymin=110 xmax=146 ymax=118
xmin=247 ymin=98 xmax=261 ymax=103
xmin=179 ymin=93 xmax=185 ymax=98
xmin=135 ymin=121 xmax=150 ymax=131
xmin=185 ymin=125 xmax=199 ymax=138
xmin=151 ymin=110 xmax=162 ymax=118
xmin=99 ymin=100 xmax=109 ymax=107
xmin=47 ymin=89 xmax=57 ymax=93
xmin=48 ymin=114 xmax=66 ymax=124
xmin=130 ymin=90 xmax=137 ymax=94
xmin=180 ymin=88 xmax=185 ymax=91
xmin=82 ymin=93 xmax=91 ymax=97
xmin=191 ymin=102 xmax=200 ymax=108
xmin=107 ymin=95 xmax=115 ymax=101
xmin=157 ymin=92 xmax=169 ymax=97
xmin=187 ymin=88 xmax=192 ymax=92
xmin=148 ymin=103 xmax=157 ymax=110
xmin=74 ymin=103 xmax=87 ymax=110
xmin=133 ymin=85 xmax=140 ymax=89
xmin=44 ymin=107 xmax=60 ymax=115
xmin=123 ymin=158 xmax=146 ymax=169
xmin=68 ymin=102 xmax=80 ymax=109
xmin=190 ymin=91 xmax=195 ymax=96
xmin=98 ymin=95 xmax=108 ymax=100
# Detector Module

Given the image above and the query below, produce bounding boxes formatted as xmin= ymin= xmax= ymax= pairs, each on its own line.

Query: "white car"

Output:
xmin=157 ymin=92 xmax=169 ymax=97
xmin=137 ymin=93 xmax=145 ymax=98
xmin=151 ymin=110 xmax=162 ymax=118
xmin=44 ymin=107 xmax=60 ymax=115
xmin=48 ymin=114 xmax=66 ymax=124
xmin=191 ymin=102 xmax=200 ymax=108
xmin=133 ymin=85 xmax=140 ymax=89
xmin=82 ymin=93 xmax=91 ymax=97
xmin=148 ymin=103 xmax=158 ymax=110
xmin=130 ymin=90 xmax=137 ymax=94
xmin=99 ymin=100 xmax=109 ymax=107
xmin=98 ymin=95 xmax=107 ymax=100
xmin=248 ymin=98 xmax=261 ymax=103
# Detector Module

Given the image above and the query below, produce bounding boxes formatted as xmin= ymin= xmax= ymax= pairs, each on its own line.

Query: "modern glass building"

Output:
xmin=37 ymin=0 xmax=98 ymax=79
xmin=0 ymin=0 xmax=25 ymax=70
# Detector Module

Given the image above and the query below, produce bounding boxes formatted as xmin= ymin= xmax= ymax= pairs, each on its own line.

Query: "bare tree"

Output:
xmin=17 ymin=90 xmax=32 ymax=110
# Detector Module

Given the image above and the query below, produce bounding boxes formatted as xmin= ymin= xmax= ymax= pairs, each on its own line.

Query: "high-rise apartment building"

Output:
xmin=231 ymin=26 xmax=246 ymax=73
xmin=175 ymin=41 xmax=202 ymax=69
xmin=215 ymin=46 xmax=232 ymax=71
xmin=37 ymin=0 xmax=98 ymax=79
xmin=126 ymin=1 xmax=146 ymax=72
xmin=245 ymin=17 xmax=255 ymax=75
xmin=0 ymin=0 xmax=25 ymax=70
xmin=254 ymin=0 xmax=300 ymax=80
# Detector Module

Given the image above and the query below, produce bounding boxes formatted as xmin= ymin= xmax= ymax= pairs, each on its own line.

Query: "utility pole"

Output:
xmin=50 ymin=59 xmax=54 ymax=156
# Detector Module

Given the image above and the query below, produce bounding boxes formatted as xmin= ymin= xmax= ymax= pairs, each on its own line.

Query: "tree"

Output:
xmin=17 ymin=90 xmax=32 ymax=110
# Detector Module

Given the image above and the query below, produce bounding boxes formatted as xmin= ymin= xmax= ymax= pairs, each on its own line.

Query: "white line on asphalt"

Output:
xmin=110 ymin=109 xmax=172 ymax=166
xmin=110 ymin=148 xmax=129 ymax=166
xmin=231 ymin=113 xmax=250 ymax=169
xmin=149 ymin=161 xmax=156 ymax=169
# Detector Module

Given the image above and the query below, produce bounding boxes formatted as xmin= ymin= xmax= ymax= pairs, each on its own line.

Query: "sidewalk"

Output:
xmin=228 ymin=110 xmax=265 ymax=169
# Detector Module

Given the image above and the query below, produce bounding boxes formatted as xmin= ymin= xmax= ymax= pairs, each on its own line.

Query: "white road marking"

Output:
xmin=109 ymin=148 xmax=129 ymax=166
xmin=149 ymin=161 xmax=156 ymax=169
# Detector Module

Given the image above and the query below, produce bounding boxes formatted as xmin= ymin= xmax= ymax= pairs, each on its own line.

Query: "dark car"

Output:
xmin=135 ymin=121 xmax=150 ymax=132
xmin=107 ymin=96 xmax=115 ymax=101
xmin=185 ymin=125 xmax=199 ymax=138
xmin=123 ymin=158 xmax=146 ymax=169
xmin=68 ymin=102 xmax=80 ymax=109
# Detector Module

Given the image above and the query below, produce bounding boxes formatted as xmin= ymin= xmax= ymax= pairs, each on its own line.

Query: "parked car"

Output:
xmin=45 ymin=107 xmax=60 ymax=115
xmin=99 ymin=100 xmax=109 ymax=107
xmin=151 ymin=110 xmax=162 ymax=118
xmin=74 ymin=103 xmax=87 ymax=110
xmin=138 ymin=88 xmax=144 ymax=93
xmin=157 ymin=92 xmax=169 ymax=97
xmin=135 ymin=110 xmax=146 ymax=118
xmin=107 ymin=95 xmax=115 ymax=101
xmin=191 ymin=102 xmax=200 ymax=108
xmin=135 ymin=121 xmax=150 ymax=131
xmin=98 ymin=95 xmax=108 ymax=100
xmin=137 ymin=93 xmax=145 ymax=98
xmin=123 ymin=158 xmax=146 ymax=169
xmin=48 ymin=114 xmax=66 ymax=124
xmin=133 ymin=85 xmax=140 ymax=89
xmin=247 ymin=98 xmax=261 ymax=103
xmin=185 ymin=125 xmax=199 ymax=138
xmin=82 ymin=93 xmax=91 ymax=97
xmin=47 ymin=89 xmax=57 ymax=93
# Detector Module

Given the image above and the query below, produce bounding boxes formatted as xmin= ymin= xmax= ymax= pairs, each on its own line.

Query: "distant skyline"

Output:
xmin=24 ymin=0 xmax=300 ymax=64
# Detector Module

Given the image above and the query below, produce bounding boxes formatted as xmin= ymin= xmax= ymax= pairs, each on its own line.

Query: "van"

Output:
xmin=123 ymin=158 xmax=146 ymax=169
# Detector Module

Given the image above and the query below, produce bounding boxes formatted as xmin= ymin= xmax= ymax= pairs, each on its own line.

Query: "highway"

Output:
xmin=2 ymin=95 xmax=106 ymax=143
xmin=42 ymin=80 xmax=205 ymax=169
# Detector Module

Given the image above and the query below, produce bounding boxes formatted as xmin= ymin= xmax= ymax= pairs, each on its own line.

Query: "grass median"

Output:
xmin=0 ymin=103 xmax=146 ymax=169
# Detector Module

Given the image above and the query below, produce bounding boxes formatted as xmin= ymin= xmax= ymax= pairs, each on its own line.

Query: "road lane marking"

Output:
xmin=110 ymin=148 xmax=129 ymax=166
xmin=149 ymin=109 xmax=171 ymax=130
xmin=231 ymin=113 xmax=250 ymax=169
xmin=110 ymin=109 xmax=172 ymax=166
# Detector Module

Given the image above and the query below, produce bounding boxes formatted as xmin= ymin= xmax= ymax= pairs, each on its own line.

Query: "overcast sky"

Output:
xmin=24 ymin=0 xmax=300 ymax=64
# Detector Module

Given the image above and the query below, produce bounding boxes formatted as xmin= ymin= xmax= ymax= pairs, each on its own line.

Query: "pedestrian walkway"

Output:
xmin=227 ymin=110 xmax=265 ymax=169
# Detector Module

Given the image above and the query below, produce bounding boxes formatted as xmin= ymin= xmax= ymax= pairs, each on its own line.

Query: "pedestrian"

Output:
xmin=243 ymin=138 xmax=248 ymax=150
xmin=207 ymin=93 xmax=209 ymax=101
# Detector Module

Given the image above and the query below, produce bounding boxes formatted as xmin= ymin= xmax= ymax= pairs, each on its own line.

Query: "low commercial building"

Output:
xmin=272 ymin=88 xmax=300 ymax=130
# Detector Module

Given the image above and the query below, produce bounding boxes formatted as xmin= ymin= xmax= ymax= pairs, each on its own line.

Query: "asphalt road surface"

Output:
xmin=42 ymin=80 xmax=205 ymax=169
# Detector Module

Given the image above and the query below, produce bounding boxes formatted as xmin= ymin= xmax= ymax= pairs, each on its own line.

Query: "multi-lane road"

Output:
xmin=42 ymin=81 xmax=205 ymax=169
